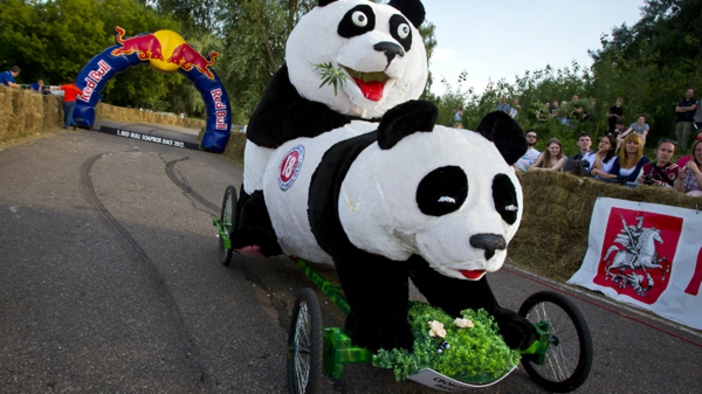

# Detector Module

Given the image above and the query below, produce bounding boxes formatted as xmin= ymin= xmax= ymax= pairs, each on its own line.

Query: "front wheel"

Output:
xmin=218 ymin=186 xmax=237 ymax=267
xmin=287 ymin=288 xmax=323 ymax=394
xmin=518 ymin=291 xmax=593 ymax=393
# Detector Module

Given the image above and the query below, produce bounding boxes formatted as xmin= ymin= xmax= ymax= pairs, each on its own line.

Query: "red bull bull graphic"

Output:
xmin=72 ymin=26 xmax=231 ymax=153
xmin=111 ymin=27 xmax=164 ymax=61
xmin=167 ymin=43 xmax=218 ymax=79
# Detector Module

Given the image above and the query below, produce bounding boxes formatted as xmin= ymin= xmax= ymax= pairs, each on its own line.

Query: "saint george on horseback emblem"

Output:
xmin=593 ymin=208 xmax=682 ymax=303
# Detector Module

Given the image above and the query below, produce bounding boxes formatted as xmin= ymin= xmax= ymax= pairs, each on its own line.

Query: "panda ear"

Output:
xmin=388 ymin=0 xmax=426 ymax=28
xmin=475 ymin=111 xmax=528 ymax=165
xmin=318 ymin=0 xmax=337 ymax=6
xmin=377 ymin=100 xmax=437 ymax=149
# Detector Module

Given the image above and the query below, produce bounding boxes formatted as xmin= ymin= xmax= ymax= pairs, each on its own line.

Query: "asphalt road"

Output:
xmin=1 ymin=126 xmax=701 ymax=393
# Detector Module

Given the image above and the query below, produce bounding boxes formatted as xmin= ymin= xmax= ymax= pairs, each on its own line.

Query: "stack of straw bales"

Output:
xmin=95 ymin=103 xmax=206 ymax=130
xmin=511 ymin=171 xmax=700 ymax=280
xmin=0 ymin=87 xmax=63 ymax=143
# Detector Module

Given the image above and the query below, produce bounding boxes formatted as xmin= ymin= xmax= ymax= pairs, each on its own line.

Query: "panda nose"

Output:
xmin=470 ymin=234 xmax=506 ymax=261
xmin=374 ymin=42 xmax=405 ymax=64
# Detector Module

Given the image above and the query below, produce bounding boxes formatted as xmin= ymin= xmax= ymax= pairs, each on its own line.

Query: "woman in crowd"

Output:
xmin=674 ymin=138 xmax=702 ymax=196
xmin=528 ymin=138 xmax=566 ymax=171
xmin=636 ymin=138 xmax=678 ymax=188
xmin=677 ymin=129 xmax=702 ymax=168
xmin=588 ymin=135 xmax=618 ymax=177
xmin=596 ymin=133 xmax=649 ymax=182
xmin=618 ymin=114 xmax=650 ymax=147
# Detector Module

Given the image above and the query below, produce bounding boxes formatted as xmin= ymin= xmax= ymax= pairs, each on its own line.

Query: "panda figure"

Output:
xmin=233 ymin=0 xmax=537 ymax=353
xmin=239 ymin=0 xmax=428 ymax=231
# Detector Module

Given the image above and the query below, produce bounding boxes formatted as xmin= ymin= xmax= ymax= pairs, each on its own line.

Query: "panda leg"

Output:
xmin=332 ymin=250 xmax=414 ymax=352
xmin=230 ymin=189 xmax=282 ymax=258
xmin=407 ymin=255 xmax=537 ymax=351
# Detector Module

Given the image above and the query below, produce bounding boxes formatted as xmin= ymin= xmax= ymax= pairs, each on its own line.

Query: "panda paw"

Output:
xmin=493 ymin=312 xmax=538 ymax=351
xmin=230 ymin=226 xmax=283 ymax=257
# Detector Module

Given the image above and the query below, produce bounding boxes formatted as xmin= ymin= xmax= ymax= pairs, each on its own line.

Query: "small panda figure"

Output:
xmin=235 ymin=99 xmax=536 ymax=352
xmin=240 ymin=0 xmax=428 ymax=209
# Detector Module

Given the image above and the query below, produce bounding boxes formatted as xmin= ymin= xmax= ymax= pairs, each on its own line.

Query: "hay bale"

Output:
xmin=95 ymin=102 xmax=206 ymax=130
xmin=510 ymin=171 xmax=700 ymax=280
xmin=223 ymin=130 xmax=247 ymax=163
xmin=0 ymin=88 xmax=64 ymax=145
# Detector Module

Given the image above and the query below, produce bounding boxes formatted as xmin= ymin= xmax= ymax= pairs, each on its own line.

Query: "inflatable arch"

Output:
xmin=73 ymin=27 xmax=231 ymax=153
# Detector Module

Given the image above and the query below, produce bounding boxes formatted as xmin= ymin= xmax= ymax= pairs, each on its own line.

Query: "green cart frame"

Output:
xmin=214 ymin=185 xmax=593 ymax=393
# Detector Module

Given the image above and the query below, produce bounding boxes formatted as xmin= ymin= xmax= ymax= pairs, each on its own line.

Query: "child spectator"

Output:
xmin=589 ymin=135 xmax=618 ymax=178
xmin=636 ymin=139 xmax=678 ymax=188
xmin=619 ymin=114 xmax=650 ymax=146
xmin=674 ymin=138 xmax=702 ymax=196
xmin=597 ymin=133 xmax=650 ymax=183
xmin=677 ymin=129 xmax=702 ymax=168
xmin=514 ymin=130 xmax=540 ymax=172
xmin=528 ymin=138 xmax=566 ymax=172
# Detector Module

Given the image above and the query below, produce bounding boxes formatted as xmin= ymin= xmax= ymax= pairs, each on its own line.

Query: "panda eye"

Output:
xmin=493 ymin=174 xmax=518 ymax=225
xmin=352 ymin=11 xmax=368 ymax=27
xmin=416 ymin=166 xmax=468 ymax=217
xmin=397 ymin=23 xmax=410 ymax=39
xmin=389 ymin=15 xmax=413 ymax=51
xmin=338 ymin=5 xmax=376 ymax=38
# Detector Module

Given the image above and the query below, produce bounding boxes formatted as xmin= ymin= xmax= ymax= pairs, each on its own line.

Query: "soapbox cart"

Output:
xmin=214 ymin=186 xmax=593 ymax=393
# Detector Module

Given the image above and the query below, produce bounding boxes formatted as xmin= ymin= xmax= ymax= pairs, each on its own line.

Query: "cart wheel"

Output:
xmin=287 ymin=288 xmax=323 ymax=394
xmin=518 ymin=291 xmax=593 ymax=393
xmin=218 ymin=186 xmax=237 ymax=267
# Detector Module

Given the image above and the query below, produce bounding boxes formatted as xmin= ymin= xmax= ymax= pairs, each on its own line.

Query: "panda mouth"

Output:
xmin=343 ymin=67 xmax=389 ymax=102
xmin=458 ymin=269 xmax=486 ymax=281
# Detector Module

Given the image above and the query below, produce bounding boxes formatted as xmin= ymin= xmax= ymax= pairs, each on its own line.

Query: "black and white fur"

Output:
xmin=237 ymin=100 xmax=535 ymax=351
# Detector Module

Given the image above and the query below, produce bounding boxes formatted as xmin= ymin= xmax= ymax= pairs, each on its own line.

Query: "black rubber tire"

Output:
xmin=218 ymin=186 xmax=236 ymax=267
xmin=287 ymin=288 xmax=324 ymax=394
xmin=518 ymin=291 xmax=593 ymax=393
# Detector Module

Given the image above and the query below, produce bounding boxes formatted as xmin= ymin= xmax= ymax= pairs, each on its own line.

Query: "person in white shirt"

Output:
xmin=514 ymin=130 xmax=541 ymax=172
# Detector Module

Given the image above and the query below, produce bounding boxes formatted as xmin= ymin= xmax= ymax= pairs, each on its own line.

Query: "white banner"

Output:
xmin=568 ymin=197 xmax=702 ymax=330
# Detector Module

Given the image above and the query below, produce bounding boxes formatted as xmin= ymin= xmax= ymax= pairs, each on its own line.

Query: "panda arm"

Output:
xmin=247 ymin=64 xmax=351 ymax=148
xmin=407 ymin=255 xmax=537 ymax=351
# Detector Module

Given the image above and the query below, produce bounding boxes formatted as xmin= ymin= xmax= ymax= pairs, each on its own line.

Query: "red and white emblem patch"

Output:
xmin=278 ymin=145 xmax=305 ymax=190
xmin=593 ymin=207 xmax=682 ymax=304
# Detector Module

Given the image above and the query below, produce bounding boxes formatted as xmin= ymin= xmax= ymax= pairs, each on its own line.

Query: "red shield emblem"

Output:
xmin=593 ymin=208 xmax=682 ymax=304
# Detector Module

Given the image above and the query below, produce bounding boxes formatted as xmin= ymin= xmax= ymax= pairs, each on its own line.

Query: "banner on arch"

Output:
xmin=568 ymin=197 xmax=702 ymax=330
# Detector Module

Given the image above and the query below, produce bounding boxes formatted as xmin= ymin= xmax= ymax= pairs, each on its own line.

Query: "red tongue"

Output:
xmin=459 ymin=270 xmax=486 ymax=280
xmin=352 ymin=78 xmax=384 ymax=101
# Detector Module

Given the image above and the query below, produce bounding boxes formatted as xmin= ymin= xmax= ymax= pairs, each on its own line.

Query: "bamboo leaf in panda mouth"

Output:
xmin=313 ymin=62 xmax=348 ymax=96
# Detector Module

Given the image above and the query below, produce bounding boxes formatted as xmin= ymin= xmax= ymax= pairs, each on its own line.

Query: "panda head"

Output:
xmin=286 ymin=0 xmax=427 ymax=119
xmin=338 ymin=102 xmax=528 ymax=281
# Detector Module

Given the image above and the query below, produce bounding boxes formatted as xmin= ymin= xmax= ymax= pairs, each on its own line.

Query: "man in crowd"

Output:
xmin=537 ymin=102 xmax=550 ymax=122
xmin=571 ymin=133 xmax=593 ymax=161
xmin=514 ymin=129 xmax=540 ymax=172
xmin=675 ymin=88 xmax=698 ymax=149
xmin=30 ymin=79 xmax=44 ymax=93
xmin=0 ymin=65 xmax=20 ymax=88
xmin=497 ymin=96 xmax=511 ymax=115
xmin=51 ymin=80 xmax=83 ymax=130
xmin=636 ymin=138 xmax=678 ymax=188
xmin=607 ymin=97 xmax=625 ymax=133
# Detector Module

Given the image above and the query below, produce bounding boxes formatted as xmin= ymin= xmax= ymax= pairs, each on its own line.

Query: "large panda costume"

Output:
xmin=233 ymin=0 xmax=537 ymax=352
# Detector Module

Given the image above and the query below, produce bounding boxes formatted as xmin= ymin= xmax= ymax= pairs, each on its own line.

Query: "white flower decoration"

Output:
xmin=428 ymin=320 xmax=447 ymax=338
xmin=453 ymin=318 xmax=475 ymax=329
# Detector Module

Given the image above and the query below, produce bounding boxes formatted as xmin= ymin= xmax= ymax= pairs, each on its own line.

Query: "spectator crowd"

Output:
xmin=509 ymin=88 xmax=702 ymax=197
xmin=1 ymin=65 xmax=85 ymax=130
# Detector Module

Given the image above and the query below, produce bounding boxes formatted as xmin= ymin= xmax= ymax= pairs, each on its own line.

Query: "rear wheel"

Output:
xmin=218 ymin=186 xmax=236 ymax=267
xmin=287 ymin=288 xmax=323 ymax=394
xmin=518 ymin=291 xmax=593 ymax=393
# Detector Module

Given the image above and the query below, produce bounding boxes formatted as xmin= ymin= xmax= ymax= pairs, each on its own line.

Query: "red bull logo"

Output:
xmin=111 ymin=27 xmax=164 ymax=61
xmin=79 ymin=60 xmax=112 ymax=103
xmin=211 ymin=88 xmax=228 ymax=130
xmin=110 ymin=27 xmax=218 ymax=79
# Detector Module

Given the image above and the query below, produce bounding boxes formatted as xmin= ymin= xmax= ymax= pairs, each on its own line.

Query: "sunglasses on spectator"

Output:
xmin=660 ymin=138 xmax=677 ymax=145
xmin=526 ymin=134 xmax=537 ymax=138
